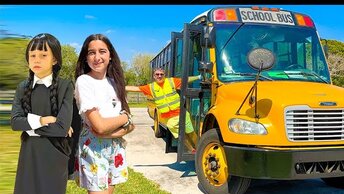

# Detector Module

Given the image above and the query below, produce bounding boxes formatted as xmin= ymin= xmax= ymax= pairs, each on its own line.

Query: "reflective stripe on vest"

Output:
xmin=150 ymin=78 xmax=180 ymax=113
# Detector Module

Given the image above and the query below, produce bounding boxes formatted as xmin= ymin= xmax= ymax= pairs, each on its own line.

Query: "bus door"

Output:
xmin=163 ymin=31 xmax=183 ymax=153
xmin=177 ymin=24 xmax=211 ymax=162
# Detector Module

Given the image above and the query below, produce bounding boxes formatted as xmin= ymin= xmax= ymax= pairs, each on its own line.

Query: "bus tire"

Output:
xmin=153 ymin=111 xmax=164 ymax=138
xmin=321 ymin=177 xmax=344 ymax=189
xmin=195 ymin=128 xmax=251 ymax=194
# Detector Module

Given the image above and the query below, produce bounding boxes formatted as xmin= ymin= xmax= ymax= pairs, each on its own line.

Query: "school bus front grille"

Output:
xmin=295 ymin=160 xmax=344 ymax=175
xmin=285 ymin=107 xmax=344 ymax=141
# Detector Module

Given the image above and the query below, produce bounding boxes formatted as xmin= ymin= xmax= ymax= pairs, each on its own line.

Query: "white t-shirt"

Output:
xmin=75 ymin=74 xmax=122 ymax=126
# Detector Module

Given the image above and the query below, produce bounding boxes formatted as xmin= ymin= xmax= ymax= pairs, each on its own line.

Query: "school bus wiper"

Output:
xmin=283 ymin=71 xmax=328 ymax=83
xmin=229 ymin=73 xmax=274 ymax=81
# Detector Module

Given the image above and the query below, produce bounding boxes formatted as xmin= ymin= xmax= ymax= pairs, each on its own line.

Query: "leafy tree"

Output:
xmin=332 ymin=75 xmax=344 ymax=87
xmin=121 ymin=61 xmax=129 ymax=72
xmin=327 ymin=53 xmax=344 ymax=76
xmin=0 ymin=37 xmax=78 ymax=89
xmin=59 ymin=45 xmax=78 ymax=82
xmin=321 ymin=39 xmax=344 ymax=57
xmin=130 ymin=53 xmax=154 ymax=85
xmin=321 ymin=39 xmax=344 ymax=87
xmin=328 ymin=54 xmax=344 ymax=87
xmin=121 ymin=61 xmax=135 ymax=85
xmin=124 ymin=68 xmax=138 ymax=85
xmin=0 ymin=37 xmax=29 ymax=90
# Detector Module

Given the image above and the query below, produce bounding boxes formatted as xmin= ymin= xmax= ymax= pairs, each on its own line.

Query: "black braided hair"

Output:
xmin=22 ymin=33 xmax=62 ymax=116
xmin=50 ymin=67 xmax=60 ymax=117
xmin=22 ymin=71 xmax=34 ymax=115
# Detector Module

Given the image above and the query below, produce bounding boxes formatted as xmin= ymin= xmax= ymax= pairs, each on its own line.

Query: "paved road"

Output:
xmin=126 ymin=108 xmax=344 ymax=194
xmin=126 ymin=108 xmax=205 ymax=194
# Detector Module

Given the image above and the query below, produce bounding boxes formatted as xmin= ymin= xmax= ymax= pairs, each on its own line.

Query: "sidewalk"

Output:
xmin=126 ymin=108 xmax=205 ymax=194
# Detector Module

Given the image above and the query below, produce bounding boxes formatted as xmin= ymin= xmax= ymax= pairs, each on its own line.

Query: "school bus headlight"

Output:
xmin=229 ymin=119 xmax=267 ymax=135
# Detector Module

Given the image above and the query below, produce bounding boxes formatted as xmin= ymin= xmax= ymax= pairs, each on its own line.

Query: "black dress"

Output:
xmin=11 ymin=78 xmax=74 ymax=194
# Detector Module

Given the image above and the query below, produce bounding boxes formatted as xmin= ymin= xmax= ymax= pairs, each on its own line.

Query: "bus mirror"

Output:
xmin=237 ymin=48 xmax=275 ymax=119
xmin=198 ymin=61 xmax=213 ymax=73
xmin=247 ymin=48 xmax=275 ymax=71
xmin=201 ymin=26 xmax=215 ymax=48
xmin=198 ymin=61 xmax=213 ymax=89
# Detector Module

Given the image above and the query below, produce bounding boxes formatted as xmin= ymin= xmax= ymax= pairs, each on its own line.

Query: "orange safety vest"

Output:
xmin=149 ymin=78 xmax=180 ymax=113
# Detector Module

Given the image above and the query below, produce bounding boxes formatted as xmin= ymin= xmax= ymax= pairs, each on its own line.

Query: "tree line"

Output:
xmin=321 ymin=39 xmax=344 ymax=86
xmin=0 ymin=37 xmax=153 ymax=90
xmin=0 ymin=37 xmax=343 ymax=90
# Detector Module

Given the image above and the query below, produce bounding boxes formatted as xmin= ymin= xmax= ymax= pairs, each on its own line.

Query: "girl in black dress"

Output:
xmin=11 ymin=33 xmax=74 ymax=194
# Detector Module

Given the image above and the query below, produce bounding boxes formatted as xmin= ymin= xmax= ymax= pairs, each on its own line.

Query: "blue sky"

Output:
xmin=1 ymin=5 xmax=343 ymax=64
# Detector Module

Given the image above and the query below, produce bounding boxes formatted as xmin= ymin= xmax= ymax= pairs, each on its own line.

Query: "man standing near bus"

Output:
xmin=126 ymin=67 xmax=200 ymax=153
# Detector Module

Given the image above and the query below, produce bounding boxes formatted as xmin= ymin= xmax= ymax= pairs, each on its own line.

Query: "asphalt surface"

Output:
xmin=126 ymin=108 xmax=205 ymax=194
xmin=126 ymin=108 xmax=344 ymax=194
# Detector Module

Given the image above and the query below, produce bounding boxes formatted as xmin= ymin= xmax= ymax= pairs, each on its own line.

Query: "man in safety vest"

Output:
xmin=126 ymin=68 xmax=200 ymax=152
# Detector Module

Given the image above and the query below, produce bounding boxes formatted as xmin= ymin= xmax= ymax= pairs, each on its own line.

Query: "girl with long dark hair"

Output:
xmin=74 ymin=34 xmax=134 ymax=194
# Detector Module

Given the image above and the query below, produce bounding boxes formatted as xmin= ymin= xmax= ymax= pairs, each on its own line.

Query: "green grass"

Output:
xmin=0 ymin=125 xmax=170 ymax=194
xmin=0 ymin=115 xmax=10 ymax=122
xmin=66 ymin=168 xmax=170 ymax=194
xmin=0 ymin=125 xmax=20 ymax=193
xmin=128 ymin=102 xmax=148 ymax=108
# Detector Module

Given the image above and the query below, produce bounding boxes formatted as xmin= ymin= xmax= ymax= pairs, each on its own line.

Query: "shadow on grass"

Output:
xmin=133 ymin=160 xmax=197 ymax=178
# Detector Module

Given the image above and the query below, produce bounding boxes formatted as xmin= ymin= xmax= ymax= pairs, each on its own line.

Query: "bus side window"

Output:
xmin=189 ymin=38 xmax=202 ymax=88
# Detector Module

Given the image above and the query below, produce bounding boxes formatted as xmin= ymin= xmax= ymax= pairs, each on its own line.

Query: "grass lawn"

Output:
xmin=128 ymin=102 xmax=147 ymax=108
xmin=0 ymin=125 xmax=170 ymax=194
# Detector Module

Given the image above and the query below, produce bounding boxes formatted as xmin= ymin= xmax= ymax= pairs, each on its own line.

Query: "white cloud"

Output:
xmin=68 ymin=42 xmax=82 ymax=53
xmin=105 ymin=29 xmax=115 ymax=34
xmin=84 ymin=15 xmax=96 ymax=20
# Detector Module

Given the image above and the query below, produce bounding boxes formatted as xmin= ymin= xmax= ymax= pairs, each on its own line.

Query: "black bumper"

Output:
xmin=224 ymin=145 xmax=344 ymax=180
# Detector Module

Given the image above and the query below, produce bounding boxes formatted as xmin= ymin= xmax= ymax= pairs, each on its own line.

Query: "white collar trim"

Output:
xmin=32 ymin=74 xmax=53 ymax=88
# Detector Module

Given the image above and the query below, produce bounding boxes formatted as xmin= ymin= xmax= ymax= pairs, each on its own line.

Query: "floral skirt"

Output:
xmin=74 ymin=127 xmax=128 ymax=191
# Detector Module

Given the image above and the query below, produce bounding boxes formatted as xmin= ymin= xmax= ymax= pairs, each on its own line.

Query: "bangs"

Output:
xmin=29 ymin=35 xmax=48 ymax=51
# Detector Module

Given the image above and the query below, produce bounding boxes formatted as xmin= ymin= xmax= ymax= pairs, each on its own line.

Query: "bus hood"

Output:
xmin=214 ymin=81 xmax=344 ymax=146
xmin=217 ymin=81 xmax=344 ymax=109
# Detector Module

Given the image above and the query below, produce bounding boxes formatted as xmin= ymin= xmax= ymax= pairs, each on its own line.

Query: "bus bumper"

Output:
xmin=224 ymin=145 xmax=344 ymax=179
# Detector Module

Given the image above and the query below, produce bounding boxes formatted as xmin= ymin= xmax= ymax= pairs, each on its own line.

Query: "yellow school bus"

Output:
xmin=148 ymin=6 xmax=344 ymax=194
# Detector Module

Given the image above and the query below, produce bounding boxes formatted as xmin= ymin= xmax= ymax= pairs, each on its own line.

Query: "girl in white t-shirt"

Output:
xmin=74 ymin=34 xmax=134 ymax=193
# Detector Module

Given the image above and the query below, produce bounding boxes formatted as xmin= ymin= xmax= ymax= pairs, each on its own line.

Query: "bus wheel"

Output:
xmin=195 ymin=128 xmax=250 ymax=194
xmin=153 ymin=111 xmax=164 ymax=138
xmin=321 ymin=177 xmax=344 ymax=189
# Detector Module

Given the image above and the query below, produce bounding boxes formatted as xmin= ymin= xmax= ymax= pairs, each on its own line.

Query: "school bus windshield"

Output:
xmin=215 ymin=23 xmax=331 ymax=83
